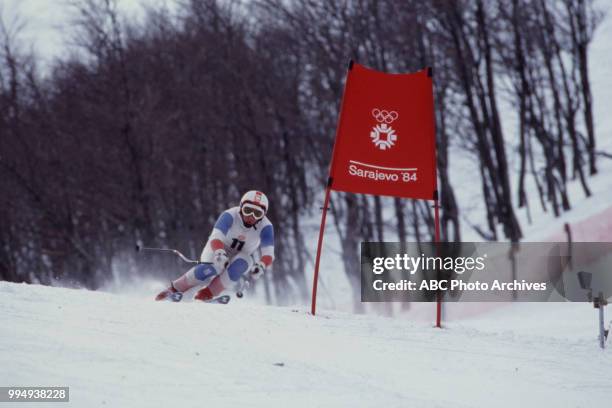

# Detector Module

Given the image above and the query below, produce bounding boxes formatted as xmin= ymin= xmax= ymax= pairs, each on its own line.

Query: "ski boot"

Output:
xmin=155 ymin=283 xmax=182 ymax=302
xmin=194 ymin=287 xmax=214 ymax=302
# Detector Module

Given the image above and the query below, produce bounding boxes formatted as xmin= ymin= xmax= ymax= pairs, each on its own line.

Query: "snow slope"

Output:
xmin=1 ymin=281 xmax=610 ymax=408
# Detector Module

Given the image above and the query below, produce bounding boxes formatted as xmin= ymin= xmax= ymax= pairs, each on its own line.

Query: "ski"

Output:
xmin=207 ymin=295 xmax=231 ymax=304
xmin=169 ymin=292 xmax=183 ymax=302
xmin=166 ymin=292 xmax=230 ymax=304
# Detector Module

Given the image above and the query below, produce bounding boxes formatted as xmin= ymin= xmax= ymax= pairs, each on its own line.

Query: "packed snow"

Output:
xmin=1 ymin=281 xmax=610 ymax=408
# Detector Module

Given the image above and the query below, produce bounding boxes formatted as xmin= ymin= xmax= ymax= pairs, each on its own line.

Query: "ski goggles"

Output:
xmin=241 ymin=203 xmax=265 ymax=219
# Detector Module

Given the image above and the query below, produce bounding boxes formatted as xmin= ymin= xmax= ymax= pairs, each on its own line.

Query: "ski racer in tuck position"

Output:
xmin=155 ymin=190 xmax=275 ymax=302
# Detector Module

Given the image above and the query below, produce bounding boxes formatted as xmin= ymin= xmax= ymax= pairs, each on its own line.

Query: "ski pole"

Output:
xmin=135 ymin=244 xmax=200 ymax=264
xmin=236 ymin=276 xmax=251 ymax=298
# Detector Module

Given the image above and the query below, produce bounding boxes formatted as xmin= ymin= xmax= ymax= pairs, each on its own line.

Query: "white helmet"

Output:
xmin=240 ymin=190 xmax=269 ymax=214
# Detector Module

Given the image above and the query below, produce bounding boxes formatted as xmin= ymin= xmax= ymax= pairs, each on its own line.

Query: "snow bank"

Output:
xmin=1 ymin=281 xmax=610 ymax=407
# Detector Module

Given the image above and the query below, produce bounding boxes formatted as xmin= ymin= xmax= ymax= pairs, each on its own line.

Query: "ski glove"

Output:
xmin=213 ymin=249 xmax=229 ymax=270
xmin=249 ymin=261 xmax=266 ymax=280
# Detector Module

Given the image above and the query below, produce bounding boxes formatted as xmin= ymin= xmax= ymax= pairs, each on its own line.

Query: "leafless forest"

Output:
xmin=0 ymin=0 xmax=605 ymax=304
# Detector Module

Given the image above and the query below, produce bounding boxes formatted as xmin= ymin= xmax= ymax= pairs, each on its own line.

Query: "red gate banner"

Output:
xmin=328 ymin=63 xmax=436 ymax=200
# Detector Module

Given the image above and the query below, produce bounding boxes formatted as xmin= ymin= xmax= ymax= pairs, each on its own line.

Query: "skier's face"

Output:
xmin=240 ymin=203 xmax=265 ymax=227
xmin=241 ymin=213 xmax=258 ymax=227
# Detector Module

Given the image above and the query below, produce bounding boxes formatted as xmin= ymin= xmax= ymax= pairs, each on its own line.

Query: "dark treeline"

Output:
xmin=0 ymin=0 xmax=604 ymax=306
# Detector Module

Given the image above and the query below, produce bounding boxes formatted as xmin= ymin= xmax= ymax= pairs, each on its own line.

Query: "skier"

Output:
xmin=155 ymin=190 xmax=274 ymax=302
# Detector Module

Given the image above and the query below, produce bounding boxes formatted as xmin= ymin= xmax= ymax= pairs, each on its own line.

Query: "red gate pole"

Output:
xmin=311 ymin=178 xmax=333 ymax=316
xmin=433 ymin=190 xmax=442 ymax=328
xmin=310 ymin=61 xmax=355 ymax=316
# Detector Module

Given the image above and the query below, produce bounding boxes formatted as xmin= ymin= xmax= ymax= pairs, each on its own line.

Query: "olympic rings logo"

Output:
xmin=372 ymin=109 xmax=399 ymax=124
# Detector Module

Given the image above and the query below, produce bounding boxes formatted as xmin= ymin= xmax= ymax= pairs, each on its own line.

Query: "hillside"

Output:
xmin=1 ymin=281 xmax=610 ymax=407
